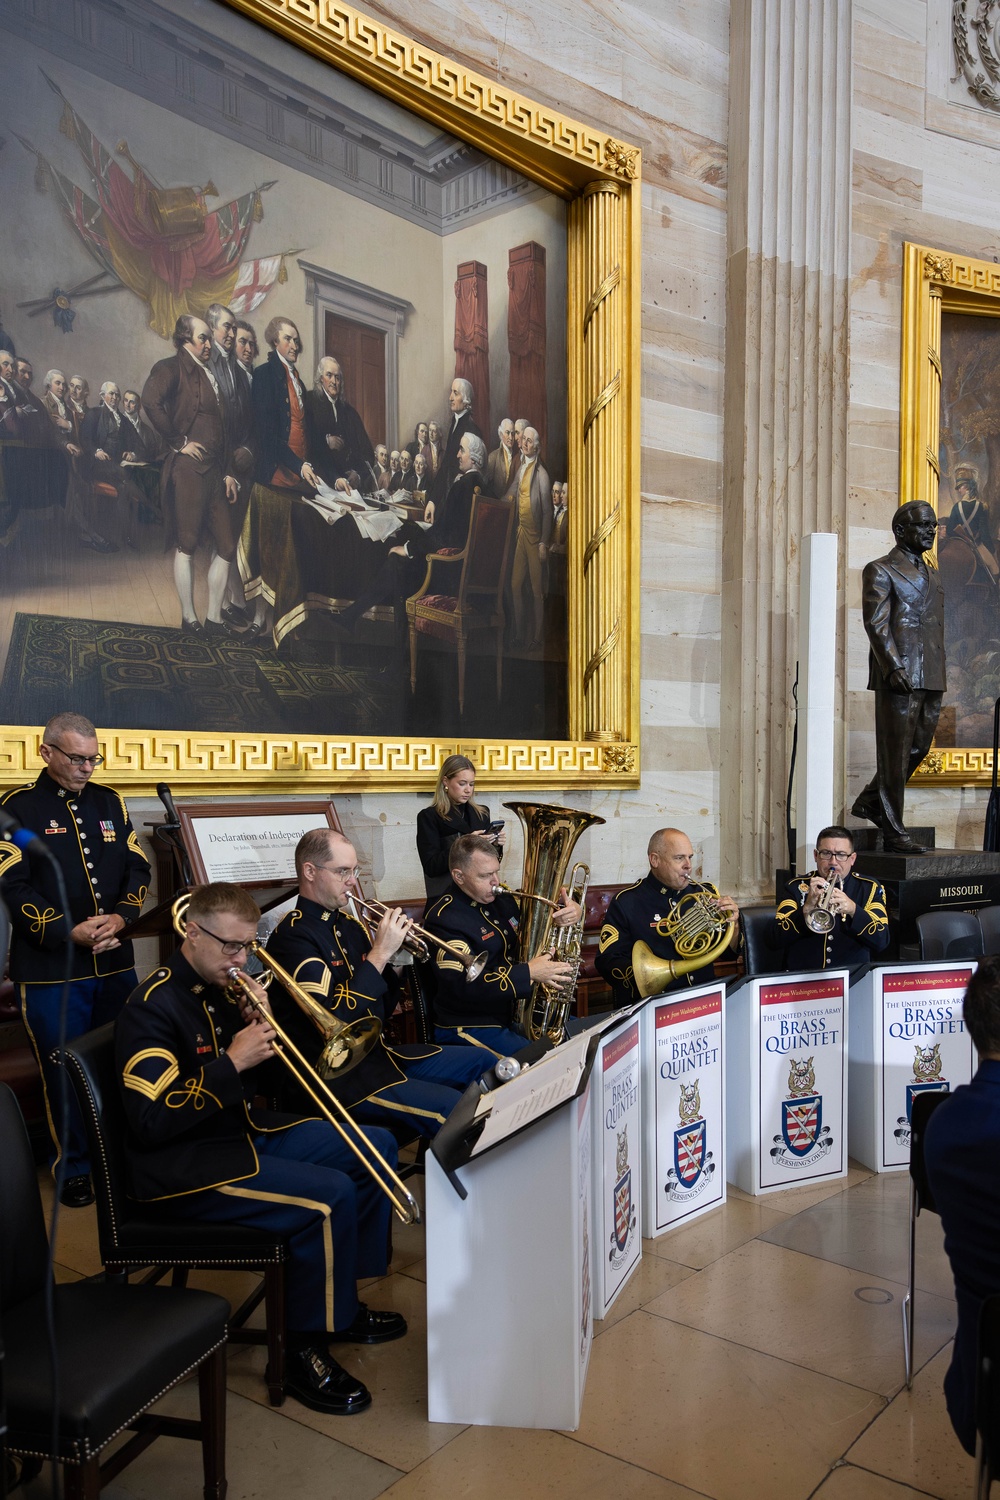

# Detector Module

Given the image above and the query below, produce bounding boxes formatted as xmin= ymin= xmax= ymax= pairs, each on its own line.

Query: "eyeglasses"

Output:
xmin=316 ymin=864 xmax=360 ymax=882
xmin=191 ymin=921 xmax=254 ymax=958
xmin=817 ymin=850 xmax=853 ymax=863
xmin=44 ymin=743 xmax=104 ymax=768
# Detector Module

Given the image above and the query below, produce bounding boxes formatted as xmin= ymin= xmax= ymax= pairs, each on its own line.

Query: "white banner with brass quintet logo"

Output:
xmin=642 ymin=982 xmax=726 ymax=1237
xmin=848 ymin=961 xmax=977 ymax=1172
xmin=727 ymin=972 xmax=848 ymax=1196
xmin=594 ymin=1015 xmax=641 ymax=1318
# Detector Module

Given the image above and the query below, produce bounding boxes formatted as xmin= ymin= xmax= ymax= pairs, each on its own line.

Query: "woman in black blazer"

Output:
xmin=415 ymin=755 xmax=506 ymax=900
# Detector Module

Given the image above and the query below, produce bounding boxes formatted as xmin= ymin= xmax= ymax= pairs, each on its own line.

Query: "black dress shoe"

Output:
xmin=181 ymin=618 xmax=204 ymax=636
xmin=884 ymin=835 xmax=927 ymax=854
xmin=329 ymin=1302 xmax=408 ymax=1345
xmin=203 ymin=619 xmax=231 ymax=637
xmin=222 ymin=604 xmax=252 ymax=626
xmin=60 ymin=1174 xmax=95 ymax=1208
xmin=282 ymin=1346 xmax=372 ymax=1415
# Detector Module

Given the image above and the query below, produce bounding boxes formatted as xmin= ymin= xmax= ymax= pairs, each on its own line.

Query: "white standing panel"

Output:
xmin=593 ymin=1016 xmax=642 ymax=1319
xmin=727 ymin=972 xmax=849 ymax=1196
xmin=426 ymin=1079 xmax=594 ymax=1429
xmin=849 ymin=961 xmax=977 ymax=1170
xmin=642 ymin=982 xmax=726 ymax=1237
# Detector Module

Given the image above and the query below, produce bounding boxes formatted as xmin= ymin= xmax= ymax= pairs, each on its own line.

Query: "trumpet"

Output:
xmin=172 ymin=896 xmax=420 ymax=1225
xmin=804 ymin=873 xmax=843 ymax=935
xmin=348 ymin=892 xmax=488 ymax=982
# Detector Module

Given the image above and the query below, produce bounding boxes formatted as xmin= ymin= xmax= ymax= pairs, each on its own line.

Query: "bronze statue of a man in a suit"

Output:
xmin=852 ymin=500 xmax=945 ymax=854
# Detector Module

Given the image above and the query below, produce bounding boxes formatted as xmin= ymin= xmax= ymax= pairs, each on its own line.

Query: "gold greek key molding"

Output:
xmin=225 ymin=0 xmax=632 ymax=193
xmin=912 ymin=749 xmax=993 ymax=786
xmin=0 ymin=728 xmax=618 ymax=794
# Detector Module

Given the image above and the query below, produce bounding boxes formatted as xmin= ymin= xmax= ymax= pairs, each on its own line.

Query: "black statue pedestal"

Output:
xmin=852 ymin=843 xmax=1000 ymax=947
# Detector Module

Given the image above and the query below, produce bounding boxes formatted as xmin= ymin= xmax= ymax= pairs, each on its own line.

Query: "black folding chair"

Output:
xmin=916 ymin=911 xmax=984 ymax=963
xmin=739 ymin=905 xmax=784 ymax=978
xmin=979 ymin=907 xmax=1000 ymax=958
xmin=903 ymin=1086 xmax=950 ymax=1388
xmin=62 ymin=1025 xmax=289 ymax=1406
xmin=0 ymin=1082 xmax=229 ymax=1499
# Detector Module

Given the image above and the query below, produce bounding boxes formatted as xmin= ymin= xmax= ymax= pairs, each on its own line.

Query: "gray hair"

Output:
xmin=314 ymin=355 xmax=342 ymax=384
xmin=205 ymin=303 xmax=235 ymax=332
xmin=43 ymin=711 xmax=97 ymax=742
xmin=462 ymin=433 xmax=487 ymax=470
xmin=43 ymin=370 xmax=65 ymax=390
xmin=100 ymin=381 xmax=120 ymax=398
xmin=452 ymin=377 xmax=473 ymax=410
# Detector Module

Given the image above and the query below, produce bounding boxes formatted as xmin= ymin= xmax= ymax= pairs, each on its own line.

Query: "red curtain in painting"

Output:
xmin=454 ymin=261 xmax=490 ymax=434
xmin=507 ymin=242 xmax=547 ymax=454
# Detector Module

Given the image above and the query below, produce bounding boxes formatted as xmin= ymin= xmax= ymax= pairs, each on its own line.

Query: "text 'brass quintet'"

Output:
xmin=631 ymin=895 xmax=736 ymax=1000
xmin=171 ymin=895 xmax=420 ymax=1224
xmin=503 ymin=800 xmax=605 ymax=1043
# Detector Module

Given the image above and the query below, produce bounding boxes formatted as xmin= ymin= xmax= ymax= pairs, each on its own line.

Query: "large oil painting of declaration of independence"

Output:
xmin=0 ymin=0 xmax=568 ymax=743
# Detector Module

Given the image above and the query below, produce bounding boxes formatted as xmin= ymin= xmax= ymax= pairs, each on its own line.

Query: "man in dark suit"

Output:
xmin=924 ymin=956 xmax=1000 ymax=1455
xmin=80 ymin=381 xmax=146 ymax=545
xmin=207 ymin=303 xmax=254 ymax=482
xmin=851 ymin=501 xmax=945 ymax=853
xmin=251 ymin=317 xmax=321 ymax=494
xmin=305 ymin=356 xmax=375 ymax=488
xmin=429 ymin=378 xmax=483 ymax=506
xmin=336 ymin=432 xmax=486 ymax=633
xmin=142 ymin=314 xmax=239 ymax=635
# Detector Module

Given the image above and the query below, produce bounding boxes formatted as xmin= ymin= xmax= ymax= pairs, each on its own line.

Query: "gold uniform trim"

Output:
xmin=0 ymin=843 xmax=21 ymax=879
xmin=219 ymin=1182 xmax=335 ymax=1330
xmin=598 ymin=923 xmax=619 ymax=953
xmin=122 ymin=1048 xmax=180 ymax=1101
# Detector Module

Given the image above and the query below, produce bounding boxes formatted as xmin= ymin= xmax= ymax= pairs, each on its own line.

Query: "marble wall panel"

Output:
xmin=641 ymin=451 xmax=722 ymax=505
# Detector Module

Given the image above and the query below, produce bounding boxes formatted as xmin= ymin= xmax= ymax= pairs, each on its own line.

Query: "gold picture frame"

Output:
xmin=901 ymin=239 xmax=999 ymax=787
xmin=0 ymin=0 xmax=641 ymax=795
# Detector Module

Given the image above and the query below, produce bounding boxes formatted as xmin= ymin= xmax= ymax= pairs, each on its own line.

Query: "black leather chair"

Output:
xmin=62 ymin=1025 xmax=288 ymax=1406
xmin=978 ymin=906 xmax=1000 ymax=957
xmin=903 ymin=1086 xmax=950 ymax=1388
xmin=975 ymin=1294 xmax=1000 ymax=1498
xmin=0 ymin=1083 xmax=229 ymax=1499
xmin=739 ymin=905 xmax=784 ymax=977
xmin=916 ymin=910 xmax=984 ymax=962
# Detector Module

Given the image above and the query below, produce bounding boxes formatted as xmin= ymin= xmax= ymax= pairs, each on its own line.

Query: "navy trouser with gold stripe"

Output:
xmin=174 ymin=1119 xmax=396 ymax=1334
xmin=22 ymin=970 xmax=137 ymax=1177
xmin=434 ymin=1023 xmax=527 ymax=1058
xmin=352 ymin=1047 xmax=489 ymax=1138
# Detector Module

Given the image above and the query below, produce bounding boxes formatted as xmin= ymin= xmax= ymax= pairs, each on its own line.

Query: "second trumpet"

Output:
xmin=349 ymin=892 xmax=488 ymax=982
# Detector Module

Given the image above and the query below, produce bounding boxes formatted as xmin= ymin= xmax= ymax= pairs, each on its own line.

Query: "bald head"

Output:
xmin=648 ymin=828 xmax=695 ymax=891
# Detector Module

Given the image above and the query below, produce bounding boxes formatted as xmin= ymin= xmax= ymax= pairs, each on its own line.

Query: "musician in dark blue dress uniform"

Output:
xmin=924 ymin=957 xmax=1000 ymax=1455
xmin=595 ymin=828 xmax=740 ymax=1006
xmin=765 ymin=826 xmax=889 ymax=971
xmin=0 ymin=712 xmax=149 ymax=1206
xmin=116 ymin=881 xmax=406 ymax=1416
xmin=266 ymin=829 xmax=490 ymax=1137
xmin=423 ymin=834 xmax=580 ymax=1056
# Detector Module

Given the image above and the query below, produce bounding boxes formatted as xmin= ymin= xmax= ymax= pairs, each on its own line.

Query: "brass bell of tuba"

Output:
xmin=503 ymin=800 xmax=605 ymax=1043
xmin=631 ymin=889 xmax=736 ymax=999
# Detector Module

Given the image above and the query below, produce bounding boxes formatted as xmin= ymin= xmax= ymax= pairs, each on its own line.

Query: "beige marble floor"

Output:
xmin=19 ymin=1162 xmax=975 ymax=1500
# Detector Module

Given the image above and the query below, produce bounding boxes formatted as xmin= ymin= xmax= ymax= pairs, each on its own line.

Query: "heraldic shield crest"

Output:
xmin=782 ymin=1057 xmax=822 ymax=1157
xmin=612 ymin=1125 xmax=633 ymax=1254
xmin=674 ymin=1118 xmax=707 ymax=1187
xmin=906 ymin=1044 xmax=948 ymax=1121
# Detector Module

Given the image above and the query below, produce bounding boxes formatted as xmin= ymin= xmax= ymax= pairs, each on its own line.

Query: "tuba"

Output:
xmin=503 ymin=801 xmax=605 ymax=1044
xmin=631 ymin=888 xmax=736 ymax=999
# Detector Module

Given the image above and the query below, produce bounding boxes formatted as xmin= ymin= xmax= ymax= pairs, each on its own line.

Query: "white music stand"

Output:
xmin=848 ymin=959 xmax=977 ymax=1171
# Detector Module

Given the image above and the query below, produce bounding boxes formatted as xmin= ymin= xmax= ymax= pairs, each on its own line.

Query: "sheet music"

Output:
xmin=469 ymin=1030 xmax=593 ymax=1156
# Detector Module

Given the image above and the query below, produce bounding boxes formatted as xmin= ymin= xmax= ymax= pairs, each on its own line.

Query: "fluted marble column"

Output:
xmin=721 ymin=0 xmax=853 ymax=895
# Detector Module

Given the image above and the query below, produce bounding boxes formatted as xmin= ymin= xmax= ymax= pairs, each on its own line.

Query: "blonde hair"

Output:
xmin=432 ymin=755 xmax=486 ymax=819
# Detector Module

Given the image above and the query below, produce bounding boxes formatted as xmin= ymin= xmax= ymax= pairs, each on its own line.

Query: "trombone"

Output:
xmin=172 ymin=897 xmax=421 ymax=1225
xmin=348 ymin=892 xmax=489 ymax=982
